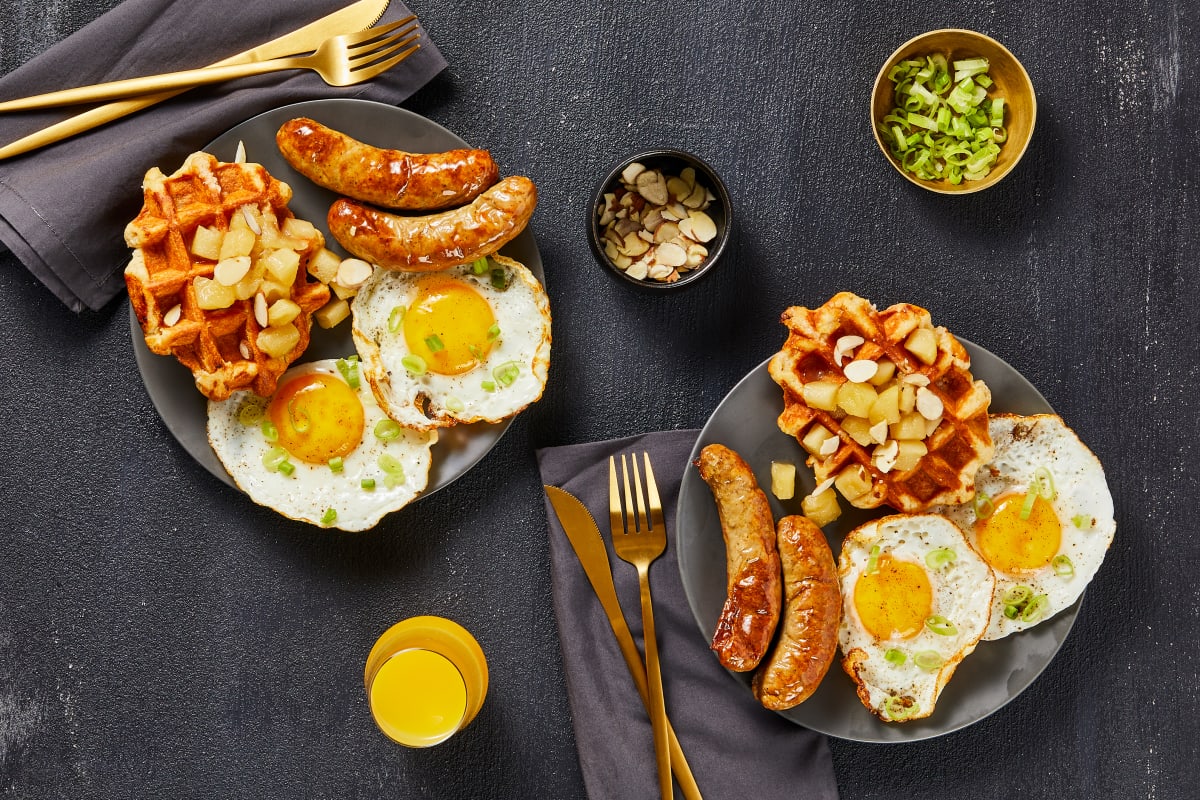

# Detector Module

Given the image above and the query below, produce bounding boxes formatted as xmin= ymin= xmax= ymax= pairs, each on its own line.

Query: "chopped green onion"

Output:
xmin=378 ymin=453 xmax=405 ymax=478
xmin=490 ymin=267 xmax=510 ymax=290
xmin=914 ymin=650 xmax=943 ymax=671
xmin=865 ymin=544 xmax=881 ymax=575
xmin=925 ymin=615 xmax=957 ymax=636
xmin=320 ymin=508 xmax=337 ymax=525
xmin=1019 ymin=488 xmax=1038 ymax=520
xmin=328 ymin=457 xmax=344 ymax=473
xmin=925 ymin=547 xmax=957 ymax=570
xmin=883 ymin=695 xmax=919 ymax=721
xmin=881 ymin=54 xmax=1009 ymax=183
xmin=287 ymin=399 xmax=311 ymax=434
xmin=388 ymin=306 xmax=406 ymax=333
xmin=481 ymin=380 xmax=496 ymax=392
xmin=238 ymin=402 xmax=263 ymax=425
xmin=1020 ymin=594 xmax=1050 ymax=623
xmin=445 ymin=396 xmax=465 ymax=413
xmin=493 ymin=361 xmax=520 ymax=387
xmin=1002 ymin=585 xmax=1033 ymax=606
xmin=471 ymin=256 xmax=489 ymax=275
xmin=1034 ymin=466 xmax=1057 ymax=499
xmin=974 ymin=489 xmax=995 ymax=520
xmin=277 ymin=459 xmax=295 ymax=477
xmin=487 ymin=323 xmax=501 ymax=341
xmin=424 ymin=334 xmax=445 ymax=353
xmin=261 ymin=420 xmax=278 ymax=443
xmin=884 ymin=648 xmax=907 ymax=665
xmin=1051 ymin=554 xmax=1075 ymax=577
xmin=401 ymin=354 xmax=427 ymax=376
xmin=374 ymin=419 xmax=402 ymax=441
xmin=1072 ymin=514 xmax=1093 ymax=529
xmin=262 ymin=446 xmax=288 ymax=472
xmin=361 ymin=478 xmax=376 ymax=491
xmin=336 ymin=356 xmax=360 ymax=389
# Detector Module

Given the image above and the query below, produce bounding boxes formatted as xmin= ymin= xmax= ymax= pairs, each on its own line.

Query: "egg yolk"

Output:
xmin=853 ymin=555 xmax=933 ymax=640
xmin=403 ymin=277 xmax=497 ymax=375
xmin=267 ymin=373 xmax=364 ymax=464
xmin=975 ymin=491 xmax=1062 ymax=574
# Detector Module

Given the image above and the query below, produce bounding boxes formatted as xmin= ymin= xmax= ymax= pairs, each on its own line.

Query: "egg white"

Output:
xmin=936 ymin=413 xmax=1116 ymax=639
xmin=838 ymin=514 xmax=995 ymax=722
xmin=207 ymin=359 xmax=437 ymax=531
xmin=351 ymin=255 xmax=551 ymax=430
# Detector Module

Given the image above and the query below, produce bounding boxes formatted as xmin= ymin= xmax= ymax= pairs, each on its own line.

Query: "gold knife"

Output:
xmin=0 ymin=0 xmax=391 ymax=160
xmin=544 ymin=485 xmax=703 ymax=800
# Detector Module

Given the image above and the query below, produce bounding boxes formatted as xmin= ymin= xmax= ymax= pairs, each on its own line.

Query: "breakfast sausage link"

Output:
xmin=697 ymin=443 xmax=782 ymax=672
xmin=752 ymin=515 xmax=841 ymax=710
xmin=276 ymin=117 xmax=499 ymax=211
xmin=327 ymin=176 xmax=538 ymax=272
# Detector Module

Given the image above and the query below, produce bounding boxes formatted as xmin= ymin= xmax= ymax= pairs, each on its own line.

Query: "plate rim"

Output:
xmin=675 ymin=336 xmax=1082 ymax=742
xmin=129 ymin=97 xmax=543 ymax=505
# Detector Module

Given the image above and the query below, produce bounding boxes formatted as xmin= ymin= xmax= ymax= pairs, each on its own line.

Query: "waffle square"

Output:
xmin=768 ymin=292 xmax=993 ymax=513
xmin=124 ymin=152 xmax=330 ymax=400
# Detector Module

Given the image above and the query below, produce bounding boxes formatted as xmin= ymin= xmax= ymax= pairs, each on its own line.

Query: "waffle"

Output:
xmin=768 ymin=292 xmax=993 ymax=513
xmin=124 ymin=152 xmax=330 ymax=400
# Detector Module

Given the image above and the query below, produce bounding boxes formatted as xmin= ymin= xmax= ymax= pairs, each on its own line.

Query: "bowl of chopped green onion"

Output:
xmin=872 ymin=29 xmax=1036 ymax=193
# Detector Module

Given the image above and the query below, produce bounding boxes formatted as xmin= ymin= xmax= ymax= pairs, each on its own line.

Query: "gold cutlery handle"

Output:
xmin=0 ymin=58 xmax=302 ymax=112
xmin=0 ymin=91 xmax=183 ymax=159
xmin=637 ymin=565 xmax=673 ymax=800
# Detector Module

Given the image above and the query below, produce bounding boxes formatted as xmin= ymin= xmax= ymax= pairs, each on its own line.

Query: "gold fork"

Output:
xmin=0 ymin=16 xmax=420 ymax=112
xmin=609 ymin=453 xmax=671 ymax=800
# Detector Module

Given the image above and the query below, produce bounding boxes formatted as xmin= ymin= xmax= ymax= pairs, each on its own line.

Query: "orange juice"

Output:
xmin=364 ymin=616 xmax=488 ymax=747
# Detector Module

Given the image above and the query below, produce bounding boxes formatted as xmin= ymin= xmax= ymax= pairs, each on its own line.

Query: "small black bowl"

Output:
xmin=587 ymin=148 xmax=732 ymax=290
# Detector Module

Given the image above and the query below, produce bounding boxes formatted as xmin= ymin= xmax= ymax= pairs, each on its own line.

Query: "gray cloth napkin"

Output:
xmin=537 ymin=429 xmax=839 ymax=800
xmin=0 ymin=0 xmax=446 ymax=313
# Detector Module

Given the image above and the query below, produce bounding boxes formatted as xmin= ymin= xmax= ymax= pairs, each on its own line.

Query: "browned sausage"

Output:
xmin=275 ymin=117 xmax=499 ymax=211
xmin=752 ymin=515 xmax=841 ymax=710
xmin=697 ymin=443 xmax=782 ymax=672
xmin=327 ymin=176 xmax=538 ymax=272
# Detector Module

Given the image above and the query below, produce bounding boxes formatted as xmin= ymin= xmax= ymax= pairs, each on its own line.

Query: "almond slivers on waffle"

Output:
xmin=768 ymin=292 xmax=993 ymax=516
xmin=124 ymin=152 xmax=331 ymax=401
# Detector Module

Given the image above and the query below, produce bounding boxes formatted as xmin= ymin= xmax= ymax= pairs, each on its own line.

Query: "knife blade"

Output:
xmin=0 ymin=0 xmax=391 ymax=160
xmin=544 ymin=485 xmax=704 ymax=800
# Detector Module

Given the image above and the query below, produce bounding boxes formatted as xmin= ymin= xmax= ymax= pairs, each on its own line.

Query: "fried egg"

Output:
xmin=351 ymin=255 xmax=551 ymax=430
xmin=838 ymin=514 xmax=995 ymax=722
xmin=207 ymin=359 xmax=437 ymax=531
xmin=936 ymin=413 xmax=1116 ymax=639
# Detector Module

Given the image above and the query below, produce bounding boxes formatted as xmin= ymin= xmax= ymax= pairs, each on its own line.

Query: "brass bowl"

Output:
xmin=871 ymin=29 xmax=1036 ymax=194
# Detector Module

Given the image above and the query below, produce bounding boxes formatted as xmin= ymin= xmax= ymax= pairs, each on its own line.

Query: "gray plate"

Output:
xmin=130 ymin=99 xmax=543 ymax=496
xmin=675 ymin=340 xmax=1078 ymax=742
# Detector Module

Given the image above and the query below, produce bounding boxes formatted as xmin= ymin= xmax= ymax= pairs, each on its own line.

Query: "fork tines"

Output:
xmin=608 ymin=452 xmax=664 ymax=535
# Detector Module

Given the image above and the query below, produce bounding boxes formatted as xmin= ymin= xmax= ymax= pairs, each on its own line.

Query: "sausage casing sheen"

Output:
xmin=752 ymin=515 xmax=841 ymax=710
xmin=697 ymin=443 xmax=782 ymax=672
xmin=275 ymin=117 xmax=499 ymax=211
xmin=327 ymin=176 xmax=538 ymax=272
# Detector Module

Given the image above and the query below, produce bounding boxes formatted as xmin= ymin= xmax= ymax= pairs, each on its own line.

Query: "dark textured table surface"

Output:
xmin=1 ymin=1 xmax=1195 ymax=798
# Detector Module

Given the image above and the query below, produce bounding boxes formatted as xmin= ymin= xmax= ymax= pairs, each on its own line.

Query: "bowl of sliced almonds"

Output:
xmin=588 ymin=148 xmax=732 ymax=289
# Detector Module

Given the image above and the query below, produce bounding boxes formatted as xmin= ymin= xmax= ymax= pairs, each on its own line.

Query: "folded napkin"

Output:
xmin=0 ymin=0 xmax=446 ymax=312
xmin=537 ymin=430 xmax=839 ymax=800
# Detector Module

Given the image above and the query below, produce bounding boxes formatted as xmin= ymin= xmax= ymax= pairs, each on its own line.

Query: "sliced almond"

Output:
xmin=844 ymin=359 xmax=879 ymax=383
xmin=613 ymin=253 xmax=633 ymax=269
xmin=621 ymin=232 xmax=650 ymax=257
xmin=915 ymin=387 xmax=944 ymax=420
xmin=834 ymin=334 xmax=865 ymax=366
xmin=683 ymin=184 xmax=707 ymax=208
xmin=656 ymin=241 xmax=688 ymax=267
xmin=620 ymin=162 xmax=646 ymax=184
xmin=666 ymin=176 xmax=691 ymax=202
xmin=812 ymin=477 xmax=836 ymax=496
xmin=626 ymin=260 xmax=649 ymax=280
xmin=687 ymin=210 xmax=717 ymax=242
xmin=653 ymin=221 xmax=680 ymax=243
xmin=163 ymin=304 xmax=182 ymax=327
xmin=819 ymin=436 xmax=840 ymax=457
xmin=874 ymin=440 xmax=899 ymax=473
xmin=869 ymin=420 xmax=889 ymax=444
xmin=902 ymin=373 xmax=931 ymax=386
xmin=253 ymin=292 xmax=268 ymax=328
xmin=635 ymin=170 xmax=669 ymax=206
xmin=680 ymin=166 xmax=696 ymax=189
xmin=335 ymin=258 xmax=374 ymax=288
xmin=213 ymin=255 xmax=251 ymax=286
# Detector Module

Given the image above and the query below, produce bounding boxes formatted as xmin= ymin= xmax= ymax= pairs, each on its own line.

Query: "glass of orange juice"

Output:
xmin=363 ymin=616 xmax=488 ymax=747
